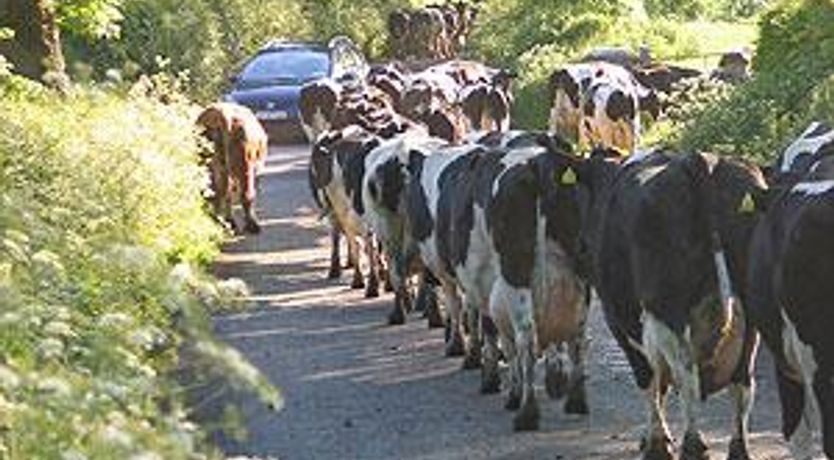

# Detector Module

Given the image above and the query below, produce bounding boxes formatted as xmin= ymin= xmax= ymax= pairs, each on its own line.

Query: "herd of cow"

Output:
xmin=196 ymin=56 xmax=832 ymax=459
xmin=387 ymin=2 xmax=479 ymax=61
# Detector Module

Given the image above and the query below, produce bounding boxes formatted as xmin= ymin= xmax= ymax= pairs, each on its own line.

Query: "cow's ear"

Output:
xmin=537 ymin=132 xmax=573 ymax=155
xmin=748 ymin=186 xmax=778 ymax=214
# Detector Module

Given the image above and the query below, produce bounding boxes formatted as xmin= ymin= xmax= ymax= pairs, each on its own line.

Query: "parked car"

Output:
xmin=222 ymin=36 xmax=368 ymax=143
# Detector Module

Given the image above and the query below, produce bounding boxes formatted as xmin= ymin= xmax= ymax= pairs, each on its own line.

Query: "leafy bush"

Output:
xmin=675 ymin=0 xmax=834 ymax=161
xmin=0 ymin=78 xmax=279 ymax=459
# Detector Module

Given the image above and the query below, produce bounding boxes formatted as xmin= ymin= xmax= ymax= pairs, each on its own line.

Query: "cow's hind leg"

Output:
xmin=363 ymin=234 xmax=380 ymax=298
xmin=645 ymin=314 xmax=709 ymax=460
xmin=726 ymin=383 xmax=754 ymax=460
xmin=813 ymin=367 xmax=833 ymax=458
xmin=443 ymin=282 xmax=465 ymax=357
xmin=642 ymin=371 xmax=674 ymax=460
xmin=328 ymin=225 xmax=342 ymax=279
xmin=349 ymin=238 xmax=365 ymax=290
xmin=564 ymin=335 xmax=589 ymax=415
xmin=642 ymin=313 xmax=677 ymax=460
xmin=727 ymin=329 xmax=758 ymax=460
xmin=776 ymin=367 xmax=816 ymax=460
xmin=461 ymin=300 xmax=482 ymax=370
xmin=417 ymin=270 xmax=444 ymax=328
xmin=241 ymin=163 xmax=261 ymax=234
xmin=494 ymin=280 xmax=538 ymax=431
xmin=481 ymin=314 xmax=502 ymax=394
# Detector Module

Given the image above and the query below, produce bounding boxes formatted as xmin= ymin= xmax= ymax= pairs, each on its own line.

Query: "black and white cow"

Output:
xmin=575 ymin=149 xmax=768 ymax=459
xmin=748 ymin=122 xmax=834 ymax=459
xmin=309 ymin=126 xmax=384 ymax=297
xmin=363 ymin=132 xmax=591 ymax=431
xmin=549 ymin=62 xmax=658 ymax=154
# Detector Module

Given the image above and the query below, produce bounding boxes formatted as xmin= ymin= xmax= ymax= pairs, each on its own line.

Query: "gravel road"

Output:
xmin=212 ymin=144 xmax=795 ymax=460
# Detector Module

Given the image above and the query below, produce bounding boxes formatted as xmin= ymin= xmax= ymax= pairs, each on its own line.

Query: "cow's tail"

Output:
xmin=687 ymin=153 xmax=736 ymax=336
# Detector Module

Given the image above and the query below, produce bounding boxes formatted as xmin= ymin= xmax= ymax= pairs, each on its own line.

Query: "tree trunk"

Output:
xmin=0 ymin=0 xmax=67 ymax=87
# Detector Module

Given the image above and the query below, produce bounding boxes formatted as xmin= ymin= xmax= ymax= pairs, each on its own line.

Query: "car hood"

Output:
xmin=225 ymin=85 xmax=301 ymax=116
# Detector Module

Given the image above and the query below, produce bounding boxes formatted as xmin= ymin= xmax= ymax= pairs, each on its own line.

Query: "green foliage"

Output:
xmin=469 ymin=0 xmax=624 ymax=67
xmin=304 ymin=0 xmax=409 ymax=60
xmin=675 ymin=0 xmax=834 ymax=160
xmin=643 ymin=0 xmax=773 ymax=19
xmin=56 ymin=0 xmax=124 ymax=39
xmin=0 ymin=82 xmax=279 ymax=459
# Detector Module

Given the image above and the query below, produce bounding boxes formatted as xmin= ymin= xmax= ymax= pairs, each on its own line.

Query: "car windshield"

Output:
xmin=237 ymin=49 xmax=330 ymax=88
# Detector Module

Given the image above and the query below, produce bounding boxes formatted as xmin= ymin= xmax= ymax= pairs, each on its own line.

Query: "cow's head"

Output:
xmin=309 ymin=130 xmax=344 ymax=189
xmin=638 ymin=90 xmax=661 ymax=121
xmin=388 ymin=10 xmax=412 ymax=39
xmin=421 ymin=108 xmax=462 ymax=144
xmin=549 ymin=68 xmax=580 ymax=108
xmin=566 ymin=146 xmax=625 ymax=281
xmin=400 ymin=84 xmax=434 ymax=119
xmin=530 ymin=139 xmax=606 ymax=279
xmin=299 ymin=81 xmax=340 ymax=139
xmin=369 ymin=73 xmax=405 ymax=108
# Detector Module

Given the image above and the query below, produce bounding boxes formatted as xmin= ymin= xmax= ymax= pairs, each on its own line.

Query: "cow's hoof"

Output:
xmin=387 ymin=307 xmax=406 ymax=325
xmin=426 ymin=306 xmax=444 ymax=329
xmin=327 ymin=267 xmax=342 ymax=279
xmin=365 ymin=281 xmax=379 ymax=298
xmin=461 ymin=349 xmax=482 ymax=370
xmin=512 ymin=403 xmax=540 ymax=432
xmin=726 ymin=438 xmax=751 ymax=460
xmin=351 ymin=277 xmax=365 ymax=290
xmin=480 ymin=369 xmax=501 ymax=394
xmin=505 ymin=392 xmax=521 ymax=411
xmin=383 ymin=278 xmax=394 ymax=293
xmin=643 ymin=437 xmax=675 ymax=460
xmin=564 ymin=393 xmax=589 ymax=415
xmin=681 ymin=432 xmax=710 ymax=460
xmin=226 ymin=218 xmax=242 ymax=235
xmin=445 ymin=332 xmax=465 ymax=357
xmin=244 ymin=219 xmax=261 ymax=234
xmin=545 ymin=366 xmax=569 ymax=400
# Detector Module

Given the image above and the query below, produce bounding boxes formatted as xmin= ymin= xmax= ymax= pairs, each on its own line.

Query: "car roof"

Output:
xmin=257 ymin=40 xmax=329 ymax=54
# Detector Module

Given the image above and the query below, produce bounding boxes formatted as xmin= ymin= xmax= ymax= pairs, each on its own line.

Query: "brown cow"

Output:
xmin=196 ymin=102 xmax=268 ymax=234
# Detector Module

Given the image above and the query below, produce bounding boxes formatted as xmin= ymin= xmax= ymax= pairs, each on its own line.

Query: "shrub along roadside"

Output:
xmin=0 ymin=73 xmax=279 ymax=459
xmin=672 ymin=0 xmax=834 ymax=161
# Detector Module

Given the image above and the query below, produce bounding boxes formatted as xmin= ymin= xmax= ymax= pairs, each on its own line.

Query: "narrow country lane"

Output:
xmin=212 ymin=145 xmax=793 ymax=460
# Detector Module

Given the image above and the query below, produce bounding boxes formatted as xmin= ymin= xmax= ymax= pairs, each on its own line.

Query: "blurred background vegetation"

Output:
xmin=0 ymin=0 xmax=832 ymax=458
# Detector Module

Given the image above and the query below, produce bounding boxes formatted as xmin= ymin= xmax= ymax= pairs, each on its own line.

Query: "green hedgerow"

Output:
xmin=0 ymin=77 xmax=278 ymax=459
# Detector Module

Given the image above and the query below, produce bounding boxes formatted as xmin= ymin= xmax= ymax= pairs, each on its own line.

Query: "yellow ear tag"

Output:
xmin=560 ymin=167 xmax=577 ymax=186
xmin=738 ymin=192 xmax=755 ymax=214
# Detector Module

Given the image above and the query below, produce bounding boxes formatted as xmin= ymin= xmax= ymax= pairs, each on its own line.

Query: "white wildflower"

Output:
xmin=168 ymin=263 xmax=193 ymax=287
xmin=129 ymin=452 xmax=162 ymax=460
xmin=61 ymin=450 xmax=89 ymax=460
xmin=99 ymin=423 xmax=133 ymax=449
xmin=0 ymin=312 xmax=22 ymax=325
xmin=128 ymin=326 xmax=167 ymax=351
xmin=98 ymin=312 xmax=133 ymax=329
xmin=217 ymin=277 xmax=249 ymax=298
xmin=36 ymin=337 xmax=65 ymax=360
xmin=36 ymin=376 xmax=72 ymax=398
xmin=0 ymin=364 xmax=20 ymax=390
xmin=107 ymin=244 xmax=156 ymax=272
xmin=31 ymin=249 xmax=66 ymax=278
xmin=98 ymin=381 xmax=129 ymax=401
xmin=44 ymin=320 xmax=76 ymax=339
